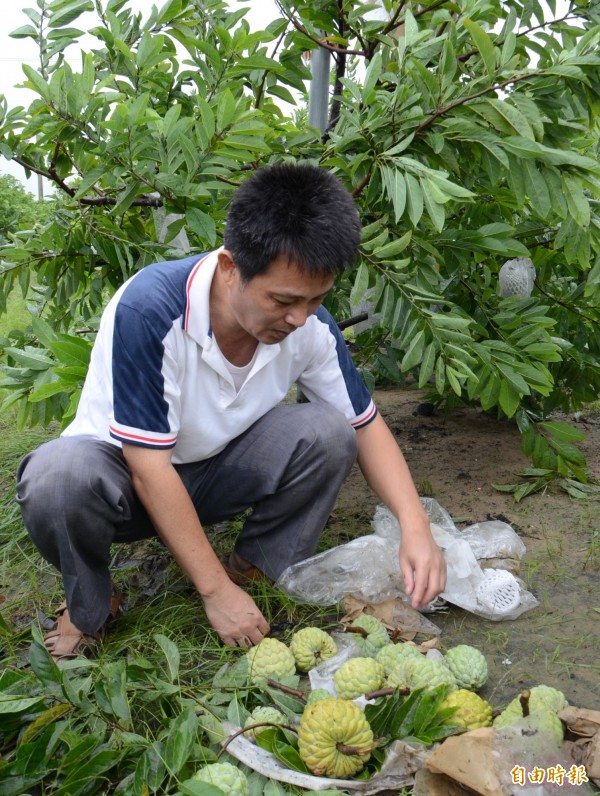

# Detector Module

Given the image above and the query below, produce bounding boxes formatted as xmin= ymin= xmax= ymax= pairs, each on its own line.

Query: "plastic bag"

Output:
xmin=276 ymin=499 xmax=539 ymax=621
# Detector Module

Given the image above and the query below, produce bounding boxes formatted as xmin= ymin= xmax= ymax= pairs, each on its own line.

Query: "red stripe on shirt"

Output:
xmin=351 ymin=402 xmax=377 ymax=428
xmin=109 ymin=425 xmax=177 ymax=445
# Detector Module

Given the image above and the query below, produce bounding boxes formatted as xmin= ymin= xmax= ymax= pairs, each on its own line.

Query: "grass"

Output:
xmin=0 ymin=404 xmax=359 ymax=794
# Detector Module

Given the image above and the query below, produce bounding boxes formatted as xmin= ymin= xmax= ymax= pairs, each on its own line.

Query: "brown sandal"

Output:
xmin=44 ymin=589 xmax=122 ymax=661
xmin=219 ymin=553 xmax=266 ymax=587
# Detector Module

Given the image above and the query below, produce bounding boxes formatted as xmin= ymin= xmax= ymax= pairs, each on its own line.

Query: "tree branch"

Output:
xmin=414 ymin=70 xmax=543 ymax=134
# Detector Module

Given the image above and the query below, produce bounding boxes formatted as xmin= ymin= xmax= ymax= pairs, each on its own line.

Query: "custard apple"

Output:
xmin=441 ymin=689 xmax=493 ymax=730
xmin=192 ymin=762 xmax=249 ymax=795
xmin=306 ymin=688 xmax=334 ymax=706
xmin=496 ymin=709 xmax=565 ymax=749
xmin=350 ymin=615 xmax=390 ymax=656
xmin=298 ymin=696 xmax=374 ymax=778
xmin=290 ymin=627 xmax=337 ymax=672
xmin=246 ymin=638 xmax=296 ymax=685
xmin=493 ymin=684 xmax=568 ymax=728
xmin=444 ymin=645 xmax=488 ymax=691
xmin=404 ymin=656 xmax=457 ymax=692
xmin=385 ymin=661 xmax=412 ymax=690
xmin=243 ymin=705 xmax=286 ymax=741
xmin=334 ymin=657 xmax=385 ymax=699
xmin=376 ymin=642 xmax=421 ymax=675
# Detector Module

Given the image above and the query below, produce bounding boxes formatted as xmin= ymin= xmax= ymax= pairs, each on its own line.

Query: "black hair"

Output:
xmin=223 ymin=162 xmax=361 ymax=281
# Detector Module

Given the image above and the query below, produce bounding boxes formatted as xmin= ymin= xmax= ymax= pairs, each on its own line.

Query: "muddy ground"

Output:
xmin=331 ymin=388 xmax=600 ymax=712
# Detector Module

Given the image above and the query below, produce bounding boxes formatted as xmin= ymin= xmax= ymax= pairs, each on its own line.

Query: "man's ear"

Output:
xmin=217 ymin=249 xmax=237 ymax=283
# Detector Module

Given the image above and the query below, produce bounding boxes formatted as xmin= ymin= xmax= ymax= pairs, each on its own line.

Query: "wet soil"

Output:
xmin=332 ymin=387 xmax=600 ymax=712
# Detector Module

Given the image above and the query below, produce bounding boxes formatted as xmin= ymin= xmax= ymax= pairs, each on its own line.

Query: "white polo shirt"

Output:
xmin=62 ymin=250 xmax=377 ymax=464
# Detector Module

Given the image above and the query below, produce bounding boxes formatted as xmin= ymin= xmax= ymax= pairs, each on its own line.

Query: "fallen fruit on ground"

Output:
xmin=243 ymin=705 xmax=286 ymax=741
xmin=441 ymin=688 xmax=493 ymax=730
xmin=306 ymin=687 xmax=335 ymax=705
xmin=246 ymin=637 xmax=296 ymax=685
xmin=403 ymin=655 xmax=457 ymax=692
xmin=444 ymin=644 xmax=488 ymax=691
xmin=298 ymin=696 xmax=375 ymax=778
xmin=290 ymin=627 xmax=337 ymax=671
xmin=192 ymin=761 xmax=249 ymax=795
xmin=334 ymin=656 xmax=385 ymax=699
xmin=350 ymin=614 xmax=390 ymax=656
xmin=376 ymin=642 xmax=421 ymax=675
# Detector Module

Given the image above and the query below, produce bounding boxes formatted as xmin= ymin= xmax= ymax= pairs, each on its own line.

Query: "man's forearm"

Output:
xmin=122 ymin=446 xmax=229 ymax=597
xmin=355 ymin=412 xmax=429 ymax=531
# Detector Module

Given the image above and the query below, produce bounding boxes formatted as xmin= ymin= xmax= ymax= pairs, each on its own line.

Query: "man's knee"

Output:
xmin=293 ymin=403 xmax=357 ymax=470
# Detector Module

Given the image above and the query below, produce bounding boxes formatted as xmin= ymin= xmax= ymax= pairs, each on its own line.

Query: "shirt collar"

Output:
xmin=183 ymin=248 xmax=220 ymax=345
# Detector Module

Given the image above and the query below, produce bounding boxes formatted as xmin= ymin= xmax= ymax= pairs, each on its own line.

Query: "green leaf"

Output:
xmin=4 ymin=347 xmax=52 ymax=370
xmin=498 ymin=381 xmax=520 ymax=417
xmin=401 ymin=329 xmax=426 ymax=371
xmin=94 ymin=660 xmax=131 ymax=729
xmin=134 ymin=741 xmax=167 ymax=793
xmin=165 ymin=708 xmax=197 ymax=776
xmin=539 ymin=420 xmax=585 ymax=444
xmin=350 ymin=262 xmax=369 ymax=308
xmin=522 ymin=159 xmax=551 ymax=218
xmin=418 ymin=342 xmax=436 ymax=388
xmin=0 ymin=695 xmax=46 ymax=714
xmin=46 ymin=339 xmax=92 ymax=368
xmin=255 ymin=727 xmax=309 ymax=773
xmin=405 ymin=173 xmax=423 ymax=226
xmin=180 ymin=780 xmax=226 ymax=795
xmin=21 ymin=64 xmax=51 ymax=100
xmin=463 ymin=18 xmax=497 ymax=80
xmin=374 ymin=232 xmax=412 ymax=260
xmin=363 ymin=51 xmax=382 ymax=103
xmin=186 ymin=207 xmax=217 ymax=246
xmin=154 ymin=633 xmax=181 ymax=682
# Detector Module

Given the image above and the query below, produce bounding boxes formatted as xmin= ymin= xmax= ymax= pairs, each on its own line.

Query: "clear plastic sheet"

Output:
xmin=276 ymin=499 xmax=539 ymax=621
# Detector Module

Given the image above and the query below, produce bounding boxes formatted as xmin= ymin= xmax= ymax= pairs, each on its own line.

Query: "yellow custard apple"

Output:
xmin=192 ymin=762 xmax=249 ymax=795
xmin=298 ymin=696 xmax=374 ymax=778
xmin=334 ymin=657 xmax=385 ymax=699
xmin=290 ymin=627 xmax=337 ymax=672
xmin=441 ymin=689 xmax=493 ymax=730
xmin=245 ymin=638 xmax=296 ymax=685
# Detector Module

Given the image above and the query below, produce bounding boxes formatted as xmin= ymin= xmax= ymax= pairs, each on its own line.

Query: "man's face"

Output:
xmin=225 ymin=254 xmax=334 ymax=345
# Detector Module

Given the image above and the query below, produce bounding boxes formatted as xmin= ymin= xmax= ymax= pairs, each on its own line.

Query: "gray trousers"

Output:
xmin=15 ymin=403 xmax=357 ymax=635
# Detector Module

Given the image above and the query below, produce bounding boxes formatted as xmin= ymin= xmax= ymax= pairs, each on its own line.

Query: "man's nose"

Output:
xmin=284 ymin=307 xmax=309 ymax=328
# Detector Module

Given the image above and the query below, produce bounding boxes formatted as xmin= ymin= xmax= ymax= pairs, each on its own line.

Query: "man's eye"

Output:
xmin=275 ymin=298 xmax=293 ymax=306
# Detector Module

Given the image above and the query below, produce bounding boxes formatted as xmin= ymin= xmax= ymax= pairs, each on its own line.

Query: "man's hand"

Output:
xmin=122 ymin=444 xmax=270 ymax=647
xmin=399 ymin=528 xmax=447 ymax=609
xmin=203 ymin=579 xmax=270 ymax=647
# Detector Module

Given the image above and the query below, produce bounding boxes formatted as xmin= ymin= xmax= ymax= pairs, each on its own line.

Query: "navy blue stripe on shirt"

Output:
xmin=314 ymin=305 xmax=374 ymax=418
xmin=111 ymin=255 xmax=202 ymax=438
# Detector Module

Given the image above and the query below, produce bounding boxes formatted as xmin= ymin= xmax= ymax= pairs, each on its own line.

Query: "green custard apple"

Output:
xmin=192 ymin=762 xmax=249 ymax=795
xmin=350 ymin=615 xmax=390 ymax=656
xmin=376 ymin=642 xmax=422 ymax=675
xmin=444 ymin=644 xmax=488 ymax=691
xmin=246 ymin=637 xmax=296 ymax=685
xmin=243 ymin=705 xmax=286 ymax=741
